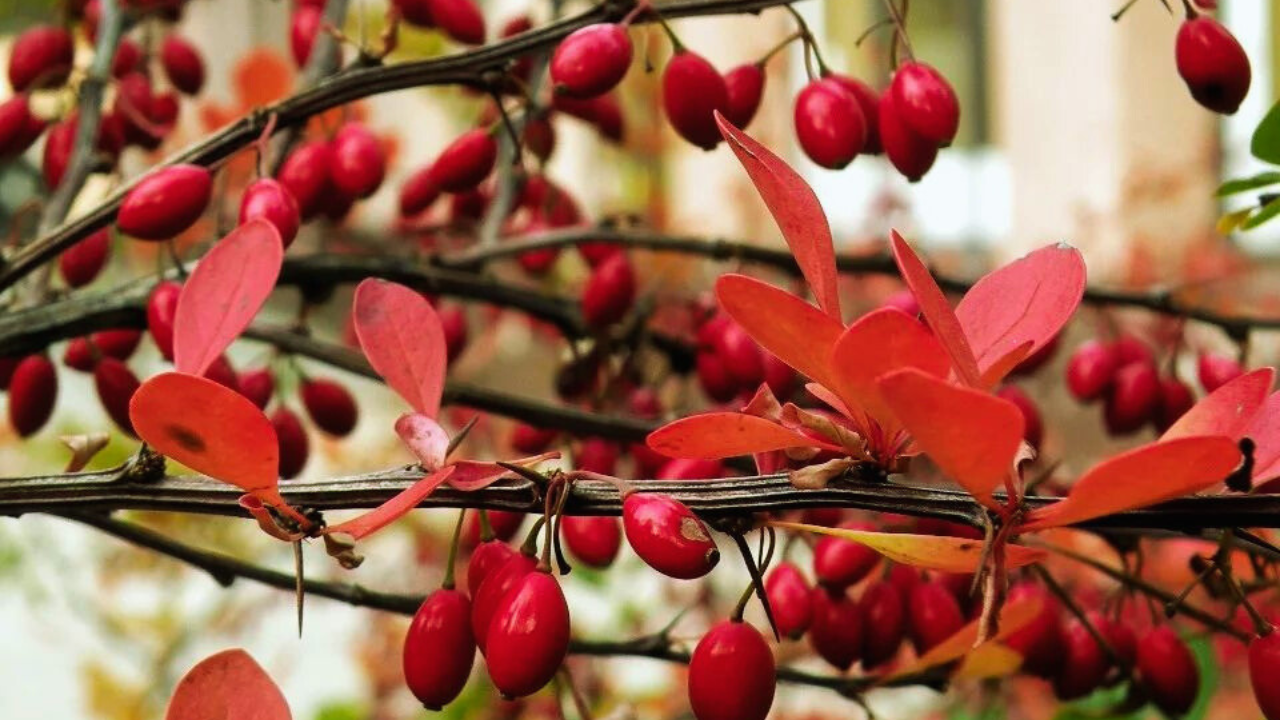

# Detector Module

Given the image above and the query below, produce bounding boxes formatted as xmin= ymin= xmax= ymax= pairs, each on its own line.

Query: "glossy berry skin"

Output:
xmin=93 ymin=358 xmax=140 ymax=435
xmin=1155 ymin=376 xmax=1195 ymax=432
xmin=878 ymin=89 xmax=938 ymax=182
xmin=1065 ymin=340 xmax=1119 ymax=402
xmin=431 ymin=130 xmax=498 ymax=193
xmin=996 ymin=384 xmax=1042 ymax=449
xmin=399 ymin=167 xmax=440 ymax=217
xmin=471 ymin=552 xmax=537 ymax=649
xmin=1249 ymin=632 xmax=1280 ymax=720
xmin=290 ymin=6 xmax=322 ymax=67
xmin=714 ymin=321 xmax=763 ymax=389
xmin=1136 ymin=626 xmax=1200 ymax=716
xmin=890 ymin=62 xmax=960 ymax=144
xmin=93 ymin=329 xmax=142 ymax=362
xmin=723 ymin=64 xmax=766 ymax=129
xmin=146 ymin=280 xmax=182 ymax=361
xmin=8 ymin=25 xmax=74 ymax=92
xmin=577 ymin=437 xmax=621 ymax=475
xmin=860 ymin=580 xmax=906 ymax=668
xmin=59 ymin=229 xmax=111 ymax=289
xmin=794 ymin=78 xmax=866 ymax=169
xmin=485 ymin=571 xmax=571 ymax=698
xmin=395 ymin=0 xmax=435 ymax=27
xmin=114 ymin=72 xmax=156 ymax=147
xmin=300 ymin=378 xmax=358 ymax=437
xmin=1176 ymin=17 xmax=1251 ymax=115
xmin=1002 ymin=583 xmax=1065 ymax=678
xmin=561 ymin=516 xmax=622 ymax=569
xmin=0 ymin=95 xmax=45 ymax=158
xmin=159 ymin=35 xmax=205 ymax=95
xmin=330 ymin=123 xmax=386 ymax=199
xmin=688 ymin=621 xmax=776 ymax=720
xmin=239 ymin=179 xmax=301 ymax=248
xmin=662 ymin=51 xmax=730 ymax=150
xmin=826 ymin=74 xmax=881 ymax=154
xmin=278 ymin=141 xmax=334 ymax=219
xmin=466 ymin=539 xmax=518 ymax=597
xmin=1197 ymin=351 xmax=1242 ymax=393
xmin=813 ymin=521 xmax=880 ymax=590
xmin=809 ymin=587 xmax=863 ymax=670
xmin=1104 ymin=360 xmax=1160 ymax=436
xmin=1053 ymin=618 xmax=1108 ymax=700
xmin=426 ymin=0 xmax=487 ymax=45
xmin=581 ymin=253 xmax=635 ymax=328
xmin=117 ymin=165 xmax=213 ymax=241
xmin=622 ymin=494 xmax=719 ymax=579
xmin=550 ymin=24 xmax=632 ymax=98
xmin=764 ymin=562 xmax=813 ymax=640
xmin=440 ymin=305 xmax=468 ymax=362
xmin=511 ymin=423 xmax=557 ymax=454
xmin=403 ymin=589 xmax=476 ymax=710
xmin=272 ymin=408 xmax=309 ymax=479
xmin=907 ymin=581 xmax=965 ymax=653
xmin=697 ymin=351 xmax=739 ymax=403
xmin=553 ymin=93 xmax=625 ymax=143
xmin=204 ymin=355 xmax=241 ymax=394
xmin=463 ymin=509 xmax=525 ymax=548
xmin=63 ymin=338 xmax=96 ymax=373
xmin=8 ymin=355 xmax=57 ymax=437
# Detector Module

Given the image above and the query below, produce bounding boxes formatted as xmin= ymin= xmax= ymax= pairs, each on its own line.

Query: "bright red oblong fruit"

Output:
xmin=239 ymin=179 xmax=301 ymax=248
xmin=466 ymin=539 xmax=518 ymax=597
xmin=1104 ymin=360 xmax=1159 ymax=436
xmin=8 ymin=25 xmax=74 ymax=92
xmin=1052 ymin=618 xmax=1108 ymax=700
xmin=723 ymin=64 xmax=766 ymax=130
xmin=622 ymin=493 xmax=720 ymax=579
xmin=430 ymin=129 xmax=498 ymax=193
xmin=1176 ymin=16 xmax=1251 ymax=115
xmin=809 ymin=586 xmax=862 ymax=670
xmin=117 ymin=164 xmax=213 ymax=241
xmin=425 ymin=0 xmax=486 ymax=45
xmin=581 ymin=252 xmax=635 ymax=328
xmin=147 ymin=280 xmax=182 ymax=361
xmin=471 ymin=552 xmax=537 ymax=649
xmin=290 ymin=5 xmax=323 ymax=67
xmin=688 ymin=620 xmax=776 ymax=720
xmin=826 ymin=74 xmax=881 ymax=154
xmin=860 ymin=580 xmax=906 ymax=668
xmin=550 ymin=23 xmax=633 ymax=98
xmin=59 ymin=228 xmax=111 ymax=288
xmin=561 ymin=515 xmax=622 ymax=569
xmin=662 ymin=51 xmax=729 ymax=150
xmin=1249 ymin=631 xmax=1280 ymax=720
xmin=890 ymin=61 xmax=960 ymax=144
xmin=764 ymin=562 xmax=813 ymax=640
xmin=330 ymin=123 xmax=386 ymax=199
xmin=484 ymin=570 xmax=571 ymax=698
xmin=906 ymin=580 xmax=964 ymax=654
xmin=0 ymin=95 xmax=45 ymax=158
xmin=159 ymin=34 xmax=206 ymax=95
xmin=1136 ymin=626 xmax=1200 ymax=716
xmin=278 ymin=140 xmax=334 ymax=219
xmin=794 ymin=78 xmax=866 ymax=169
xmin=300 ymin=378 xmax=358 ymax=437
xmin=812 ymin=521 xmax=880 ymax=590
xmin=8 ymin=354 xmax=58 ymax=437
xmin=93 ymin=357 xmax=140 ymax=435
xmin=272 ymin=407 xmax=309 ymax=479
xmin=403 ymin=589 xmax=476 ymax=710
xmin=1065 ymin=339 xmax=1119 ymax=403
xmin=878 ymin=89 xmax=938 ymax=182
xmin=1002 ymin=582 xmax=1065 ymax=678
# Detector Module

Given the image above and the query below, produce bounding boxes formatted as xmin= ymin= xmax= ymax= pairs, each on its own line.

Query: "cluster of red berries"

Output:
xmin=695 ymin=309 xmax=796 ymax=404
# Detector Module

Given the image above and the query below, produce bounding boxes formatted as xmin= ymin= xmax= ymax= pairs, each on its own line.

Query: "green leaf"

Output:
xmin=1243 ymin=197 xmax=1280 ymax=230
xmin=1253 ymin=102 xmax=1280 ymax=164
xmin=1217 ymin=171 xmax=1280 ymax=197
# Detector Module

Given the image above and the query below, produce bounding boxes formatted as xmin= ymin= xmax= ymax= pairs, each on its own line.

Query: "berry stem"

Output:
xmin=879 ymin=0 xmax=914 ymax=66
xmin=520 ymin=515 xmax=546 ymax=557
xmin=1217 ymin=531 xmax=1272 ymax=636
xmin=730 ymin=531 xmax=781 ymax=641
xmin=441 ymin=508 xmax=466 ymax=590
xmin=784 ymin=5 xmax=830 ymax=77
xmin=488 ymin=94 xmax=525 ymax=168
xmin=1032 ymin=564 xmax=1130 ymax=674
xmin=1110 ymin=0 xmax=1141 ymax=22
xmin=757 ymin=30 xmax=804 ymax=67
xmin=620 ymin=0 xmax=651 ymax=28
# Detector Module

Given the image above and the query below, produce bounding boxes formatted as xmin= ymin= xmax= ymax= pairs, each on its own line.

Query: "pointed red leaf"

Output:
xmin=647 ymin=412 xmax=842 ymax=460
xmin=395 ymin=412 xmax=450 ymax=470
xmin=174 ymin=219 xmax=283 ymax=377
xmin=1162 ymin=367 xmax=1274 ymax=441
xmin=716 ymin=274 xmax=844 ymax=389
xmin=448 ymin=453 xmax=560 ymax=491
xmin=1021 ymin=437 xmax=1241 ymax=531
xmin=353 ymin=279 xmax=447 ymax=417
xmin=324 ymin=466 xmax=455 ymax=539
xmin=955 ymin=243 xmax=1085 ymax=383
xmin=166 ymin=649 xmax=291 ymax=720
xmin=770 ymin=522 xmax=1044 ymax=572
xmin=877 ymin=368 xmax=1024 ymax=507
xmin=828 ymin=308 xmax=951 ymax=431
xmin=890 ymin=231 xmax=982 ymax=387
xmin=1248 ymin=393 xmax=1280 ymax=483
xmin=715 ymin=112 xmax=841 ymax=319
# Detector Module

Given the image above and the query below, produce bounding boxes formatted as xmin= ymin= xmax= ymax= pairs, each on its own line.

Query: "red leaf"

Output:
xmin=877 ymin=368 xmax=1024 ymax=508
xmin=165 ymin=649 xmax=291 ymax=720
xmin=715 ymin=274 xmax=844 ymax=389
xmin=448 ymin=453 xmax=559 ymax=491
xmin=395 ymin=412 xmax=450 ymax=470
xmin=353 ymin=279 xmax=447 ymax=417
xmin=770 ymin=522 xmax=1044 ymax=572
xmin=955 ymin=244 xmax=1085 ymax=383
xmin=828 ymin=308 xmax=951 ymax=432
xmin=174 ymin=219 xmax=283 ymax=377
xmin=1021 ymin=437 xmax=1241 ymax=531
xmin=1248 ymin=393 xmax=1280 ymax=484
xmin=889 ymin=231 xmax=982 ymax=387
xmin=715 ymin=112 xmax=841 ymax=320
xmin=1161 ymin=367 xmax=1274 ymax=442
xmin=647 ymin=412 xmax=842 ymax=460
xmin=324 ymin=466 xmax=455 ymax=539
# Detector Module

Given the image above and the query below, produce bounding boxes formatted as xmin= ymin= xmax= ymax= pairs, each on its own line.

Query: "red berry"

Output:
xmin=723 ymin=64 xmax=766 ymax=129
xmin=1249 ymin=631 xmax=1280 ymax=720
xmin=1197 ymin=351 xmax=1243 ymax=393
xmin=278 ymin=141 xmax=334 ymax=219
xmin=395 ymin=0 xmax=435 ymax=27
xmin=204 ymin=355 xmax=241 ymax=394
xmin=63 ymin=338 xmax=96 ymax=372
xmin=114 ymin=72 xmax=156 ymax=147
xmin=576 ymin=437 xmax=620 ymax=475
xmin=43 ymin=114 xmax=123 ymax=189
xmin=272 ymin=407 xmax=309 ymax=479
xmin=1053 ymin=618 xmax=1108 ymax=700
xmin=656 ymin=458 xmax=724 ymax=480
xmin=1002 ymin=583 xmax=1065 ymax=678
xmin=330 ymin=123 xmax=386 ymax=199
xmin=697 ymin=351 xmax=738 ymax=403
xmin=561 ymin=516 xmax=621 ymax=569
xmin=463 ymin=509 xmax=525 ymax=549
xmin=425 ymin=0 xmax=486 ymax=45
xmin=813 ymin=521 xmax=880 ymax=590
xmin=878 ymin=89 xmax=938 ymax=182
xmin=761 ymin=351 xmax=797 ymax=400
xmin=622 ymin=493 xmax=719 ymax=579
xmin=472 ymin=552 xmax=538 ymax=650
xmin=301 ymin=378 xmax=358 ymax=437
xmin=117 ymin=164 xmax=213 ymax=241
xmin=1101 ymin=614 xmax=1138 ymax=670
xmin=404 ymin=589 xmax=476 ymax=710
xmin=764 ymin=562 xmax=813 ymax=640
xmin=996 ymin=385 xmax=1042 ymax=449
xmin=59 ymin=229 xmax=111 ymax=288
xmin=662 ymin=51 xmax=729 ymax=150
xmin=431 ymin=129 xmax=498 ymax=193
xmin=8 ymin=26 xmax=74 ymax=92
xmin=552 ymin=93 xmax=625 ymax=143
xmin=826 ymin=74 xmax=881 ymax=154
xmin=93 ymin=329 xmax=142 ymax=361
xmin=794 ymin=78 xmax=866 ymax=169
xmin=111 ymin=39 xmax=142 ymax=78
xmin=688 ymin=621 xmax=776 ymax=720
xmin=581 ymin=253 xmax=636 ymax=328
xmin=0 ymin=95 xmax=45 ymax=159
xmin=521 ymin=115 xmax=556 ymax=163
xmin=290 ymin=6 xmax=323 ymax=67
xmin=551 ymin=24 xmax=632 ymax=98
xmin=239 ymin=367 xmax=275 ymax=410
xmin=809 ymin=587 xmax=862 ymax=670
xmin=399 ymin=165 xmax=441 ymax=217
xmin=714 ymin=321 xmax=764 ymax=390
xmin=8 ymin=355 xmax=58 ymax=437
xmin=160 ymin=35 xmax=205 ymax=95
xmin=93 ymin=357 xmax=140 ymax=435
xmin=1136 ymin=626 xmax=1200 ymax=716
xmin=239 ymin=179 xmax=301 ymax=248
xmin=886 ymin=563 xmax=921 ymax=603
xmin=511 ymin=423 xmax=557 ymax=455
xmin=1155 ymin=376 xmax=1196 ymax=432
xmin=1176 ymin=17 xmax=1251 ymax=115
xmin=1112 ymin=335 xmax=1153 ymax=367
xmin=1065 ymin=340 xmax=1120 ymax=402
xmin=860 ymin=580 xmax=906 ymax=668
xmin=889 ymin=61 xmax=960 ymax=144
xmin=147 ymin=280 xmax=182 ymax=361
xmin=466 ymin=539 xmax=517 ymax=597
xmin=907 ymin=581 xmax=965 ymax=653
xmin=485 ymin=570 xmax=570 ymax=698
xmin=1104 ymin=360 xmax=1160 ymax=436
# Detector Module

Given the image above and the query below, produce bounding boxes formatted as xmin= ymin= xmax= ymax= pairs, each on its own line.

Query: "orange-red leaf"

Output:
xmin=715 ymin=274 xmax=844 ymax=389
xmin=716 ymin=112 xmax=841 ymax=320
xmin=890 ymin=231 xmax=982 ymax=386
xmin=174 ymin=219 xmax=283 ymax=377
xmin=1161 ymin=367 xmax=1274 ymax=441
xmin=1248 ymin=393 xmax=1280 ymax=484
xmin=1021 ymin=437 xmax=1242 ymax=531
xmin=769 ymin=522 xmax=1045 ymax=572
xmin=165 ymin=649 xmax=291 ymax=720
xmin=828 ymin=308 xmax=951 ymax=431
xmin=954 ymin=642 xmax=1024 ymax=679
xmin=886 ymin=593 xmax=1043 ymax=681
xmin=877 ymin=368 xmax=1024 ymax=508
xmin=647 ymin=413 xmax=842 ymax=459
xmin=955 ymin=244 xmax=1085 ymax=383
xmin=353 ymin=279 xmax=447 ymax=417
xmin=324 ymin=466 xmax=455 ymax=539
